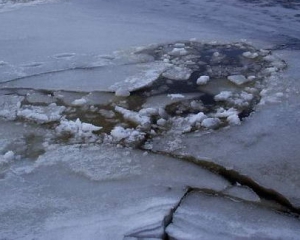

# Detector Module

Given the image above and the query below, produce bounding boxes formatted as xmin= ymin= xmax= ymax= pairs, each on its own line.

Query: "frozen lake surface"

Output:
xmin=0 ymin=0 xmax=300 ymax=239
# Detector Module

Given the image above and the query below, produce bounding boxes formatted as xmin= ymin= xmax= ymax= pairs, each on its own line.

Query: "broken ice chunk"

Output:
xmin=71 ymin=98 xmax=88 ymax=106
xmin=56 ymin=118 xmax=102 ymax=139
xmin=3 ymin=151 xmax=15 ymax=161
xmin=17 ymin=104 xmax=66 ymax=124
xmin=227 ymin=114 xmax=241 ymax=125
xmin=242 ymin=51 xmax=259 ymax=59
xmin=115 ymin=106 xmax=151 ymax=128
xmin=227 ymin=75 xmax=251 ymax=85
xmin=0 ymin=95 xmax=24 ymax=120
xmin=214 ymin=91 xmax=233 ymax=101
xmin=169 ymin=48 xmax=188 ymax=56
xmin=162 ymin=66 xmax=192 ymax=80
xmin=187 ymin=112 xmax=207 ymax=126
xmin=201 ymin=118 xmax=221 ymax=129
xmin=167 ymin=94 xmax=185 ymax=100
xmin=196 ymin=75 xmax=210 ymax=85
xmin=110 ymin=126 xmax=145 ymax=144
xmin=115 ymin=88 xmax=131 ymax=97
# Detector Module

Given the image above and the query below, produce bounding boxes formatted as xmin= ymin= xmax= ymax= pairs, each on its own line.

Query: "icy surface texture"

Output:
xmin=0 ymin=0 xmax=300 ymax=239
xmin=166 ymin=192 xmax=300 ymax=239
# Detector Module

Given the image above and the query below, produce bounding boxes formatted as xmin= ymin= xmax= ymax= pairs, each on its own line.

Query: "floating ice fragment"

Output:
xmin=214 ymin=91 xmax=233 ymax=101
xmin=56 ymin=118 xmax=102 ymax=139
xmin=167 ymin=94 xmax=185 ymax=100
xmin=196 ymin=75 xmax=210 ymax=85
xmin=110 ymin=126 xmax=145 ymax=144
xmin=242 ymin=51 xmax=259 ymax=59
xmin=187 ymin=112 xmax=207 ymax=126
xmin=169 ymin=48 xmax=188 ymax=56
xmin=157 ymin=118 xmax=167 ymax=126
xmin=174 ymin=43 xmax=185 ymax=48
xmin=115 ymin=88 xmax=131 ymax=97
xmin=227 ymin=75 xmax=251 ymax=85
xmin=0 ymin=95 xmax=24 ymax=120
xmin=115 ymin=106 xmax=150 ymax=127
xmin=17 ymin=105 xmax=65 ymax=124
xmin=71 ymin=98 xmax=87 ymax=106
xmin=3 ymin=151 xmax=14 ymax=161
xmin=201 ymin=118 xmax=221 ymax=129
xmin=162 ymin=66 xmax=192 ymax=80
xmin=227 ymin=114 xmax=241 ymax=125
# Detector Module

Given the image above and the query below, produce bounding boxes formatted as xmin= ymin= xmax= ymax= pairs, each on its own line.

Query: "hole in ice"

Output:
xmin=0 ymin=41 xmax=286 ymax=146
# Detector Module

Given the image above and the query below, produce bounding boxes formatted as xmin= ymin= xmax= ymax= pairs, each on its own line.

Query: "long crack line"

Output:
xmin=141 ymin=147 xmax=300 ymax=216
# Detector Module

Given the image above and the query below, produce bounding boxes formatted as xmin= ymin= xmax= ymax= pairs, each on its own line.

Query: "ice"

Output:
xmin=242 ymin=51 xmax=259 ymax=59
xmin=201 ymin=118 xmax=221 ymax=129
xmin=115 ymin=88 xmax=131 ymax=97
xmin=166 ymin=192 xmax=300 ymax=240
xmin=0 ymin=0 xmax=300 ymax=238
xmin=167 ymin=94 xmax=185 ymax=100
xmin=227 ymin=75 xmax=251 ymax=85
xmin=162 ymin=66 xmax=192 ymax=81
xmin=115 ymin=106 xmax=151 ymax=128
xmin=71 ymin=98 xmax=88 ymax=106
xmin=214 ymin=91 xmax=233 ymax=101
xmin=17 ymin=104 xmax=65 ymax=124
xmin=196 ymin=75 xmax=210 ymax=85
xmin=0 ymin=95 xmax=23 ymax=120
xmin=3 ymin=150 xmax=15 ymax=161
xmin=55 ymin=118 xmax=102 ymax=141
xmin=0 ymin=144 xmax=229 ymax=239
xmin=109 ymin=126 xmax=145 ymax=144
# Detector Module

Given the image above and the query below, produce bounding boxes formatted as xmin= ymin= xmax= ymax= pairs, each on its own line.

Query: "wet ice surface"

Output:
xmin=0 ymin=0 xmax=300 ymax=239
